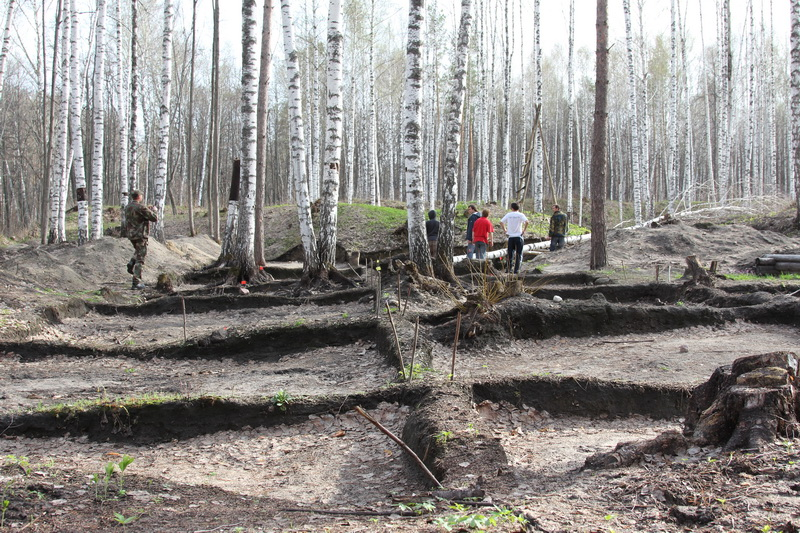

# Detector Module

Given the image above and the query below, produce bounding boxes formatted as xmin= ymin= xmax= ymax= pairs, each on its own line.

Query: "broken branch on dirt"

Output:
xmin=355 ymin=405 xmax=443 ymax=489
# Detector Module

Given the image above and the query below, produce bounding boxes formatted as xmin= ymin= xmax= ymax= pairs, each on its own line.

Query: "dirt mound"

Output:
xmin=538 ymin=216 xmax=800 ymax=275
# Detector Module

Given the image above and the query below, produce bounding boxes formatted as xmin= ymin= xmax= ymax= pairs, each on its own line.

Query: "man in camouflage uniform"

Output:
xmin=124 ymin=190 xmax=158 ymax=290
xmin=548 ymin=204 xmax=569 ymax=252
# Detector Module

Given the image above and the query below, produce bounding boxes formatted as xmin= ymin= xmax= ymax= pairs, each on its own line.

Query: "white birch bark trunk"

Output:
xmin=346 ymin=72 xmax=355 ymax=204
xmin=68 ymin=0 xmax=88 ymax=245
xmin=499 ymin=0 xmax=511 ymax=210
xmin=439 ymin=0 xmax=472 ymax=269
xmin=367 ymin=0 xmax=379 ymax=205
xmin=533 ymin=0 xmax=543 ymax=211
xmin=152 ymin=0 xmax=174 ymax=242
xmin=745 ymin=0 xmax=755 ymax=203
xmin=768 ymin=0 xmax=778 ymax=197
xmin=0 ymin=0 xmax=16 ymax=102
xmin=90 ymin=0 xmax=107 ymax=240
xmin=281 ymin=0 xmax=320 ymax=276
xmin=717 ymin=0 xmax=731 ymax=204
xmin=623 ymin=0 xmax=642 ymax=224
xmin=698 ymin=0 xmax=716 ymax=203
xmin=666 ymin=0 xmax=678 ymax=214
xmin=128 ymin=0 xmax=140 ymax=193
xmin=792 ymin=0 xmax=800 ymax=221
xmin=234 ymin=0 xmax=258 ymax=278
xmin=254 ymin=0 xmax=273 ymax=264
xmin=566 ymin=0 xmax=574 ymax=214
xmin=319 ymin=0 xmax=343 ymax=268
xmin=403 ymin=0 xmax=431 ymax=273
xmin=49 ymin=3 xmax=71 ymax=244
xmin=116 ymin=0 xmax=130 ymax=221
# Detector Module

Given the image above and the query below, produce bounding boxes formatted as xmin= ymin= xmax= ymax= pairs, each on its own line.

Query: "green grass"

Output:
xmin=725 ymin=272 xmax=800 ymax=281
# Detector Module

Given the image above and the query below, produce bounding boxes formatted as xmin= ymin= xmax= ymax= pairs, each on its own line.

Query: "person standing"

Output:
xmin=549 ymin=204 xmax=569 ymax=252
xmin=471 ymin=209 xmax=494 ymax=259
xmin=124 ymin=190 xmax=158 ymax=290
xmin=464 ymin=204 xmax=480 ymax=259
xmin=499 ymin=202 xmax=529 ymax=274
xmin=425 ymin=209 xmax=440 ymax=259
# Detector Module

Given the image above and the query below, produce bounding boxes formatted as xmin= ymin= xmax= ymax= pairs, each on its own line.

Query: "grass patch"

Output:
xmin=725 ymin=272 xmax=800 ymax=281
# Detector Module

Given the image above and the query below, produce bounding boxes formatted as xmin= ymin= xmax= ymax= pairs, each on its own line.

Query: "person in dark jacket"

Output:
xmin=124 ymin=190 xmax=158 ymax=290
xmin=549 ymin=204 xmax=568 ymax=252
xmin=425 ymin=209 xmax=440 ymax=259
xmin=464 ymin=205 xmax=480 ymax=259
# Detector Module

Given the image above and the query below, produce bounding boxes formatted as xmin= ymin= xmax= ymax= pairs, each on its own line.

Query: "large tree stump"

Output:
xmin=686 ymin=351 xmax=799 ymax=450
xmin=682 ymin=255 xmax=714 ymax=287
xmin=585 ymin=352 xmax=800 ymax=469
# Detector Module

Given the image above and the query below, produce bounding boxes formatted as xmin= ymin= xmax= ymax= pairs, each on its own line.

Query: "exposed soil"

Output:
xmin=1 ymin=201 xmax=800 ymax=532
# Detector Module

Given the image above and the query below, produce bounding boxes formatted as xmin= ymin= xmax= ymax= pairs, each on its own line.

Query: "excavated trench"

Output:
xmin=3 ymin=280 xmax=797 ymax=496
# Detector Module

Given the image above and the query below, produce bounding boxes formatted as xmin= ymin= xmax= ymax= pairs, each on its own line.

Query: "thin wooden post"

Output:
xmin=450 ymin=311 xmax=462 ymax=381
xmin=181 ymin=296 xmax=187 ymax=343
xmin=408 ymin=317 xmax=419 ymax=382
xmin=385 ymin=301 xmax=406 ymax=377
xmin=355 ymin=406 xmax=443 ymax=488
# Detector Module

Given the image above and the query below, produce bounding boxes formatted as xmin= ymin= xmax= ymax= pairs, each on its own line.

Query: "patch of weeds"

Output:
xmin=727 ymin=272 xmax=800 ymax=281
xmin=92 ymin=454 xmax=134 ymax=500
xmin=124 ymin=367 xmax=137 ymax=374
xmin=396 ymin=500 xmax=435 ymax=515
xmin=400 ymin=363 xmax=434 ymax=380
xmin=433 ymin=505 xmax=527 ymax=531
xmin=435 ymin=431 xmax=453 ymax=446
xmin=341 ymin=312 xmax=349 ymax=318
xmin=113 ymin=511 xmax=141 ymax=525
xmin=4 ymin=455 xmax=32 ymax=475
xmin=466 ymin=422 xmax=480 ymax=436
xmin=291 ymin=318 xmax=306 ymax=327
xmin=1 ymin=495 xmax=9 ymax=528
xmin=675 ymin=301 xmax=685 ymax=307
xmin=271 ymin=389 xmax=293 ymax=412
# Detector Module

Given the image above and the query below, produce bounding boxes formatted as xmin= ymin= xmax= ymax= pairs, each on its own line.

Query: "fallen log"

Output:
xmin=762 ymin=254 xmax=800 ymax=262
xmin=774 ymin=262 xmax=800 ymax=273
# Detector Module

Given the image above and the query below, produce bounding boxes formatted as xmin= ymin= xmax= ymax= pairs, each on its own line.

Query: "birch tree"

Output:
xmin=68 ymin=0 xmax=88 ymax=245
xmin=533 ymin=0 xmax=543 ymax=211
xmin=792 ymin=0 xmax=800 ymax=222
xmin=622 ymin=0 xmax=642 ymax=224
xmin=233 ymin=0 xmax=259 ymax=281
xmin=49 ymin=2 xmax=70 ymax=244
xmin=152 ymin=0 xmax=174 ymax=242
xmin=403 ymin=0 xmax=431 ymax=274
xmin=717 ymin=0 xmax=731 ymax=204
xmin=186 ymin=0 xmax=198 ymax=237
xmin=0 ymin=0 xmax=16 ymax=102
xmin=319 ymin=0 xmax=343 ymax=270
xmin=438 ymin=0 xmax=472 ymax=271
xmin=666 ymin=0 xmax=678 ymax=213
xmin=281 ymin=0 xmax=320 ymax=277
xmin=116 ymin=0 xmax=130 ymax=224
xmin=566 ymin=0 xmax=574 ymax=214
xmin=128 ymin=0 xmax=140 ymax=196
xmin=90 ymin=0 xmax=107 ymax=239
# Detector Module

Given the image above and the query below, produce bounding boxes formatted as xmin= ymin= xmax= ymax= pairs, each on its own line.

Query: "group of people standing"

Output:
xmin=463 ymin=203 xmax=569 ymax=274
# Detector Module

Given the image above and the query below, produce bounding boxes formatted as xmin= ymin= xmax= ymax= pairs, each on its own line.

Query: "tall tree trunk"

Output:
xmin=319 ymin=0 xmax=344 ymax=270
xmin=209 ymin=0 xmax=221 ymax=241
xmin=128 ymin=0 xmax=140 ymax=197
xmin=623 ymin=0 xmax=642 ymax=224
xmin=367 ymin=0 xmax=379 ymax=206
xmin=186 ymin=0 xmax=198 ymax=237
xmin=590 ymin=0 xmax=608 ymax=270
xmin=439 ymin=0 xmax=472 ymax=271
xmin=68 ymin=0 xmax=88 ymax=245
xmin=403 ymin=0 xmax=431 ymax=274
xmin=717 ymin=0 xmax=731 ymax=204
xmin=152 ymin=0 xmax=174 ymax=242
xmin=91 ymin=0 xmax=107 ymax=240
xmin=0 ymin=0 xmax=16 ymax=102
xmin=116 ymin=0 xmax=130 ymax=229
xmin=233 ymin=0 xmax=259 ymax=281
xmin=533 ymin=0 xmax=543 ymax=212
xmin=791 ymin=0 xmax=800 ymax=222
xmin=567 ymin=0 xmax=575 ymax=214
xmin=281 ymin=0 xmax=320 ymax=277
xmin=49 ymin=1 xmax=70 ymax=244
xmin=254 ymin=0 xmax=274 ymax=266
xmin=41 ymin=0 xmax=63 ymax=244
xmin=666 ymin=0 xmax=678 ymax=214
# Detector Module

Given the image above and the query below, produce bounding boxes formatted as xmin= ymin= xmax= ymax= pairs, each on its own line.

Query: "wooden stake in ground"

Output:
xmin=181 ymin=296 xmax=187 ymax=343
xmin=450 ymin=311 xmax=462 ymax=381
xmin=354 ymin=406 xmax=443 ymax=488
xmin=407 ymin=317 xmax=419 ymax=382
xmin=385 ymin=301 xmax=406 ymax=377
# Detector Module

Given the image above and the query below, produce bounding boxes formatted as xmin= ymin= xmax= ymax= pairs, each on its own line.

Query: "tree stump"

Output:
xmin=682 ymin=255 xmax=714 ymax=287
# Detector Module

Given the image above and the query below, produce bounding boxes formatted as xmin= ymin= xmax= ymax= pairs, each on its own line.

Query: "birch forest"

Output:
xmin=1 ymin=0 xmax=799 ymax=252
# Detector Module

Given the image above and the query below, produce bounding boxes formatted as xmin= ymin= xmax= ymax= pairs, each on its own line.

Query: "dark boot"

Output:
xmin=126 ymin=259 xmax=135 ymax=275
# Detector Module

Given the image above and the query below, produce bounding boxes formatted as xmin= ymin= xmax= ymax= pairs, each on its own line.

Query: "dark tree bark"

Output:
xmin=590 ymin=0 xmax=608 ymax=270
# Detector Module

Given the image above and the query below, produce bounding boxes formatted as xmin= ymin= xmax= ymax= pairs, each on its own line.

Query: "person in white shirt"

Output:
xmin=499 ymin=202 xmax=529 ymax=274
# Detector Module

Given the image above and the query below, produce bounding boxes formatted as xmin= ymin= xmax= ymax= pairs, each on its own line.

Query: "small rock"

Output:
xmin=553 ymin=295 xmax=563 ymax=302
xmin=679 ymin=345 xmax=689 ymax=353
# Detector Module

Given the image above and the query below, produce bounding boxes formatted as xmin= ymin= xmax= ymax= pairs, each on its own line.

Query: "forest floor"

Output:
xmin=1 ymin=199 xmax=800 ymax=532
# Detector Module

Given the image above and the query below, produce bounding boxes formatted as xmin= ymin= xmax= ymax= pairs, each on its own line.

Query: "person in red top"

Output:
xmin=471 ymin=209 xmax=494 ymax=259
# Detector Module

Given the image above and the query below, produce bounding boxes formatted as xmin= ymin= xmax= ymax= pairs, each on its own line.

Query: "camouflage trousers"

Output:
xmin=128 ymin=238 xmax=148 ymax=283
